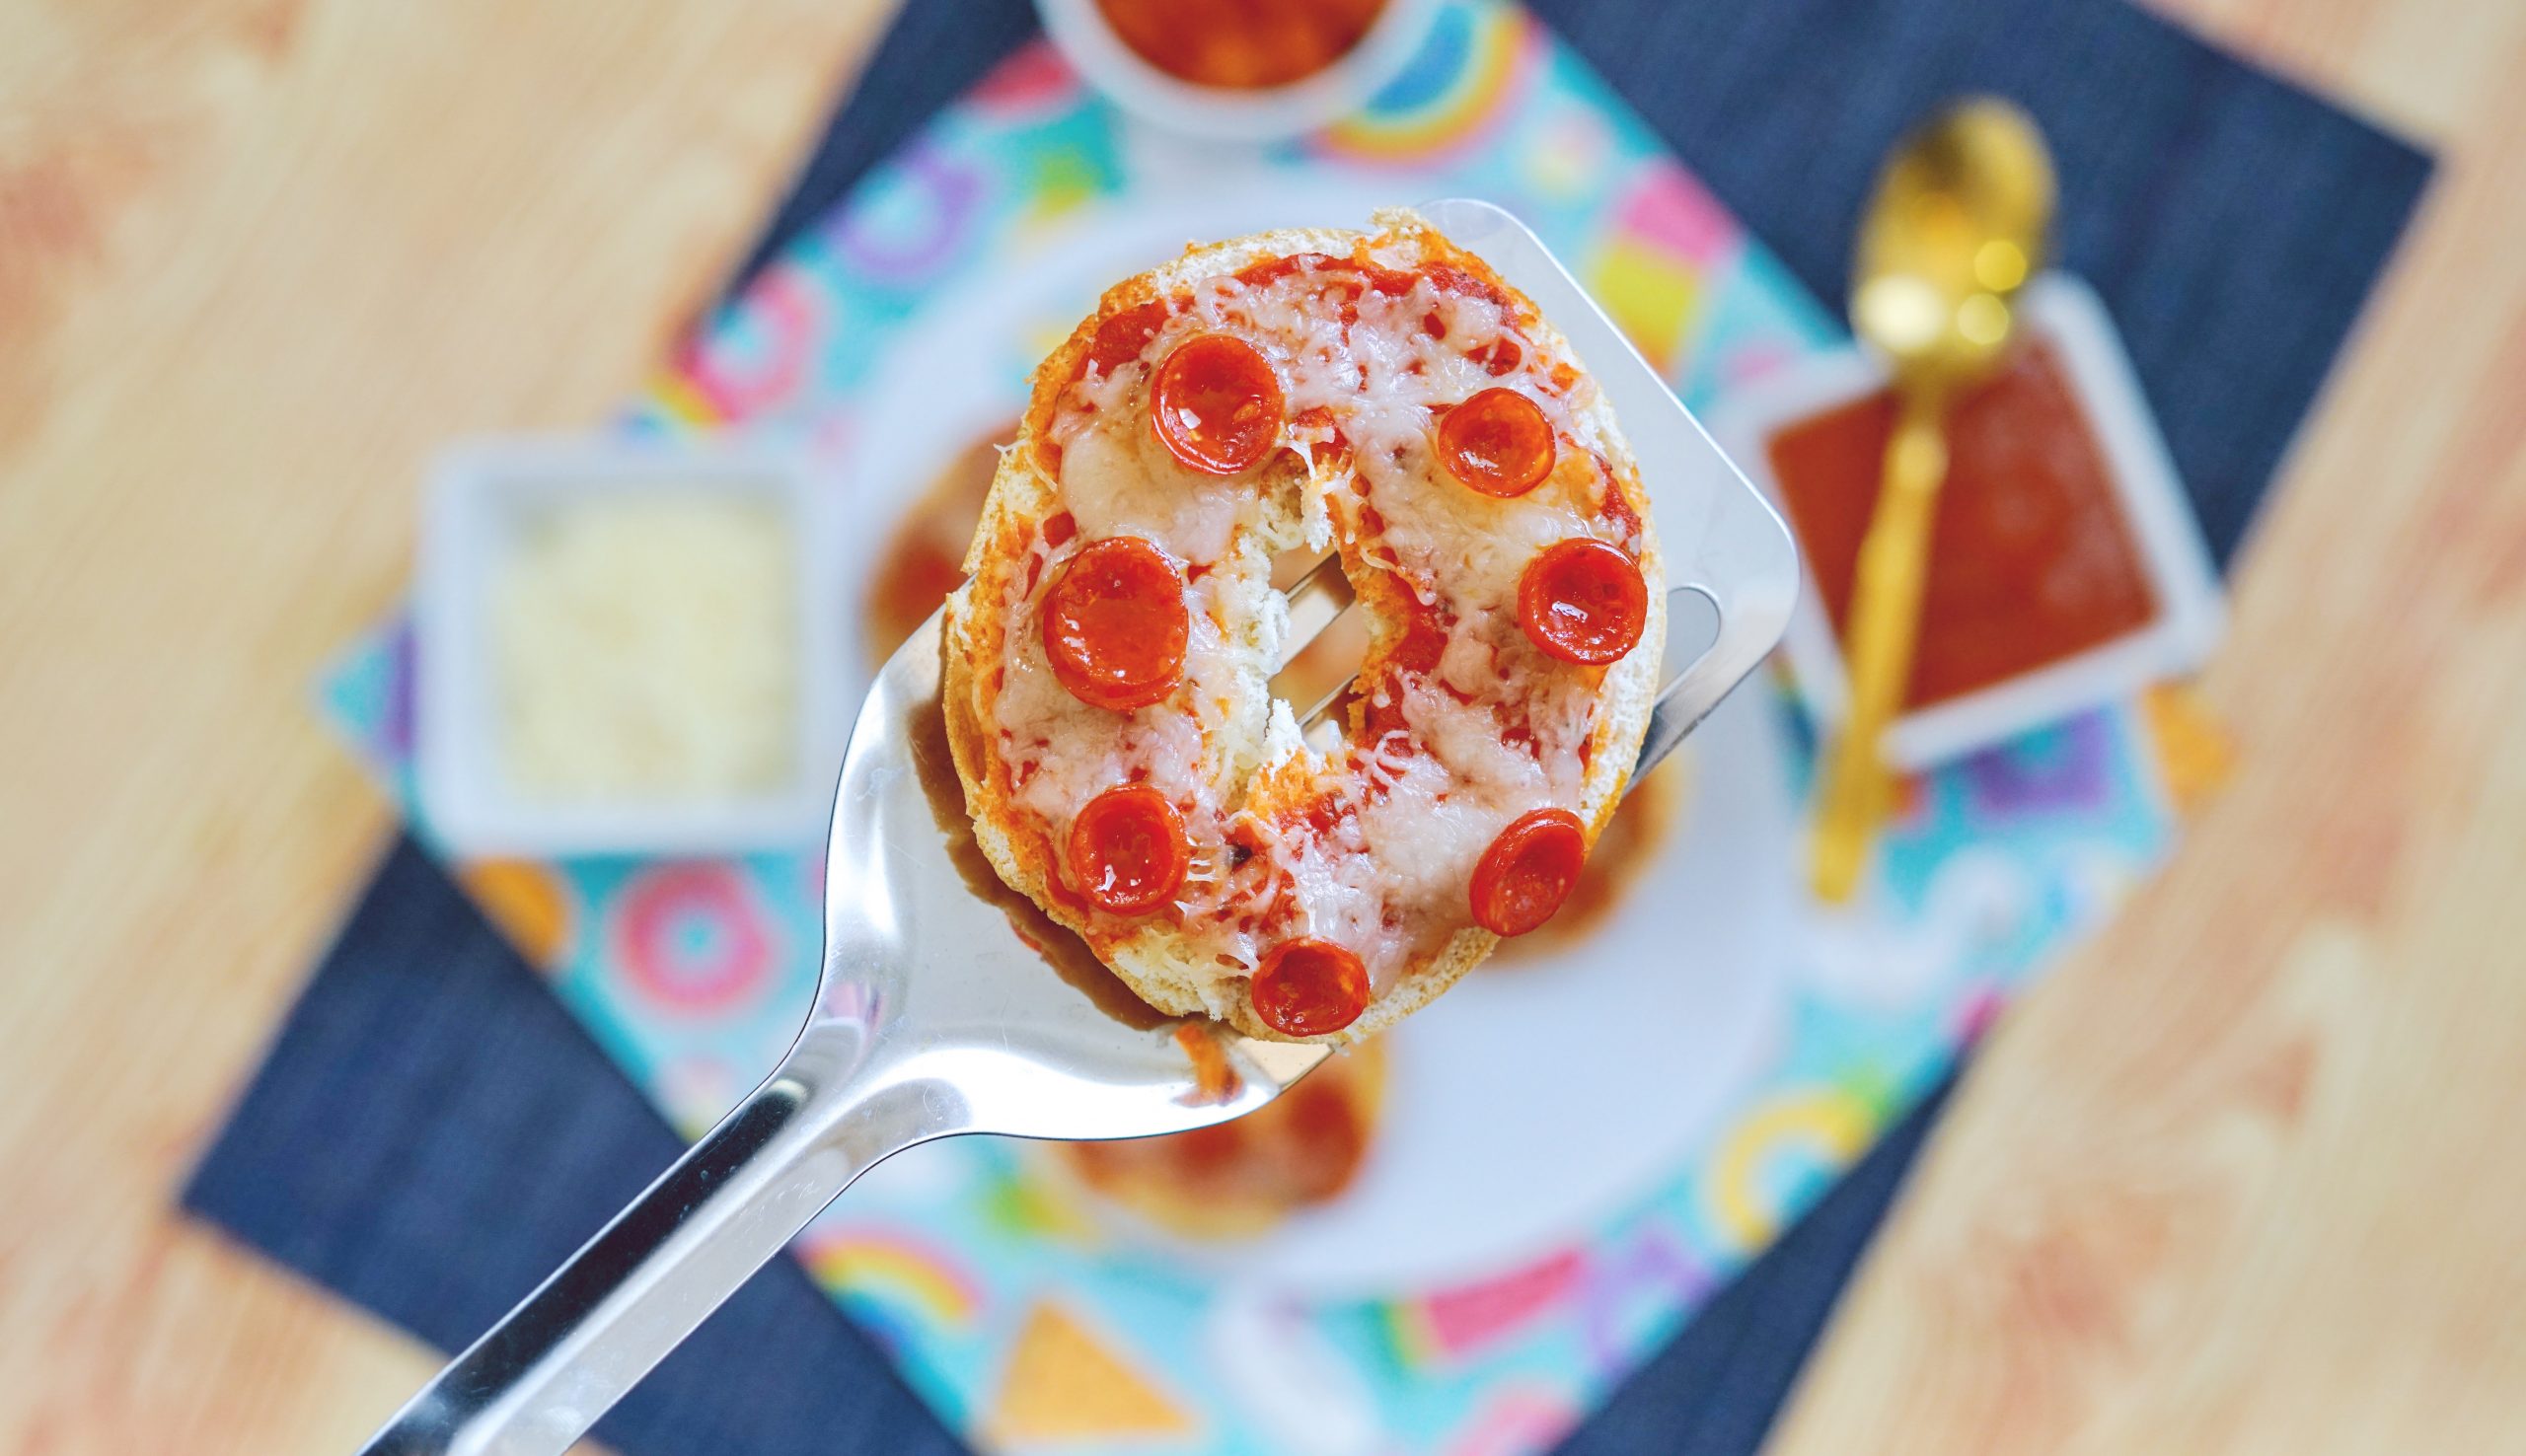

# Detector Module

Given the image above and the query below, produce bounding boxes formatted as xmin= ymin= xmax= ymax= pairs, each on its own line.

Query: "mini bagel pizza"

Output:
xmin=942 ymin=208 xmax=1664 ymax=1045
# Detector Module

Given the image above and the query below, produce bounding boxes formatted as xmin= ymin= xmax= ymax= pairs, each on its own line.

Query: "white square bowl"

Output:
xmin=1710 ymin=273 xmax=2225 ymax=769
xmin=413 ymin=436 xmax=849 ymax=857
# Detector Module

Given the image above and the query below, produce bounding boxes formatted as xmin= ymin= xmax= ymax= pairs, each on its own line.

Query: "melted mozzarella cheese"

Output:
xmin=984 ymin=247 xmax=1638 ymax=995
xmin=1053 ymin=415 xmax=1257 ymax=565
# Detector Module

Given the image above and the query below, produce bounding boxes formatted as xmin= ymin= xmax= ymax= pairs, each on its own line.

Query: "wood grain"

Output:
xmin=0 ymin=0 xmax=891 ymax=1449
xmin=1768 ymin=1 xmax=2526 ymax=1450
xmin=0 ymin=0 xmax=2519 ymax=1451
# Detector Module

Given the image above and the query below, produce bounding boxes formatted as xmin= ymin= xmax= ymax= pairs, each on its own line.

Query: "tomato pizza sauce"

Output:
xmin=1765 ymin=341 xmax=2158 ymax=710
xmin=1093 ymin=0 xmax=1388 ymax=90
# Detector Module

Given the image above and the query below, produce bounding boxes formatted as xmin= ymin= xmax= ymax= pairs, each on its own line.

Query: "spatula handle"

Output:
xmin=355 ymin=1025 xmax=946 ymax=1456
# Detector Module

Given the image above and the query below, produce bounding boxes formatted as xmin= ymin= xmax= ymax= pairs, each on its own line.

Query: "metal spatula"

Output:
xmin=356 ymin=199 xmax=1797 ymax=1456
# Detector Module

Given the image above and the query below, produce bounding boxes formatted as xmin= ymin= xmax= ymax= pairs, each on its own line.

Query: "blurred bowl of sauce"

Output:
xmin=1714 ymin=274 xmax=2225 ymax=768
xmin=1037 ymin=0 xmax=1440 ymax=141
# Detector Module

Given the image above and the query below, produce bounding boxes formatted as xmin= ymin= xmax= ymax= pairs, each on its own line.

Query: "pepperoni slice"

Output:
xmin=1068 ymin=785 xmax=1189 ymax=915
xmin=1085 ymin=300 xmax=1169 ymax=378
xmin=1435 ymin=387 xmax=1555 ymax=498
xmin=1250 ymin=937 xmax=1370 ymax=1038
xmin=1151 ymin=333 xmax=1285 ymax=475
xmin=1470 ymin=807 xmax=1588 ymax=935
xmin=1043 ymin=536 xmax=1189 ymax=709
xmin=1519 ymin=538 xmax=1647 ymax=665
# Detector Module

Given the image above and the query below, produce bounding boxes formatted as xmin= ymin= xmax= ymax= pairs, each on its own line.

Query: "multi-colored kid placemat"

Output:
xmin=310 ymin=3 xmax=2228 ymax=1451
xmin=314 ymin=4 xmax=2206 ymax=1449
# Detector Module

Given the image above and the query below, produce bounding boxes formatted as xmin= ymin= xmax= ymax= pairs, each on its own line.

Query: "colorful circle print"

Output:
xmin=614 ymin=863 xmax=779 ymax=1016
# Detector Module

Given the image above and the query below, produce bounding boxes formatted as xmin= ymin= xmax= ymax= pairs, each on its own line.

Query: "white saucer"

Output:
xmin=834 ymin=190 xmax=1799 ymax=1298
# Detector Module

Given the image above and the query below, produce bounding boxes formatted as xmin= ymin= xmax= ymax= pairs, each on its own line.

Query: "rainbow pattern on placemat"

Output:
xmin=799 ymin=1226 xmax=987 ymax=1344
xmin=1584 ymin=160 xmax=1744 ymax=374
xmin=1381 ymin=1248 xmax=1587 ymax=1368
xmin=1313 ymin=2 xmax=1542 ymax=164
xmin=645 ymin=362 xmax=730 ymax=431
xmin=1705 ymin=1084 xmax=1882 ymax=1246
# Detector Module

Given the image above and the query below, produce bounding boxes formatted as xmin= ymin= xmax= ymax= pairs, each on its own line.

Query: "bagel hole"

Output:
xmin=1266 ymin=546 xmax=1331 ymax=591
xmin=1661 ymin=585 xmax=1722 ymax=693
xmin=1269 ymin=547 xmax=1366 ymax=741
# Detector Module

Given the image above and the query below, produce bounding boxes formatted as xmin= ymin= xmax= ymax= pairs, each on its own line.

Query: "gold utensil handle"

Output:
xmin=1811 ymin=390 xmax=1950 ymax=902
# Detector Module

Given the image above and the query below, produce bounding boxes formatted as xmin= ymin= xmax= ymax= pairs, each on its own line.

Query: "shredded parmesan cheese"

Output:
xmin=493 ymin=493 xmax=796 ymax=801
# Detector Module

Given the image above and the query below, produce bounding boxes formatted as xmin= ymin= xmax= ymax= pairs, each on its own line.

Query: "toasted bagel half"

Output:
xmin=942 ymin=209 xmax=1663 ymax=1045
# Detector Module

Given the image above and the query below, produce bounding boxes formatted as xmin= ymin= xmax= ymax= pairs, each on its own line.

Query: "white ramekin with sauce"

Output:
xmin=1036 ymin=0 xmax=1441 ymax=141
xmin=1711 ymin=274 xmax=2226 ymax=769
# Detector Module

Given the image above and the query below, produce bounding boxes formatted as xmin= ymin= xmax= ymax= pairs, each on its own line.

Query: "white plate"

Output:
xmin=1182 ymin=689 xmax=1794 ymax=1297
xmin=835 ymin=191 xmax=1798 ymax=1297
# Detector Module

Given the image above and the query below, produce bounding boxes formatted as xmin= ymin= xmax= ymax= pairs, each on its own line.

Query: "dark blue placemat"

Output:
xmin=187 ymin=0 xmax=2429 ymax=1451
xmin=194 ymin=835 xmax=1946 ymax=1454
xmin=190 ymin=838 xmax=966 ymax=1455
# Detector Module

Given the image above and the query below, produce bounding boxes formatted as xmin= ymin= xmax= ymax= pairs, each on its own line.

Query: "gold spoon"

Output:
xmin=1810 ymin=98 xmax=2056 ymax=903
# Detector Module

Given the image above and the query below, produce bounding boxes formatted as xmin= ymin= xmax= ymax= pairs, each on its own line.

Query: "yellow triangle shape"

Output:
xmin=459 ymin=857 xmax=572 ymax=968
xmin=987 ymin=1300 xmax=1195 ymax=1447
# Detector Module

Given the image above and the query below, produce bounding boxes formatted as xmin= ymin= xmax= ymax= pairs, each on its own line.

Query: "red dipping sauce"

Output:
xmin=1094 ymin=0 xmax=1388 ymax=90
xmin=1766 ymin=340 xmax=2158 ymax=711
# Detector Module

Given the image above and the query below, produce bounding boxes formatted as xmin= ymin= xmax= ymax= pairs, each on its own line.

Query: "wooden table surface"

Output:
xmin=3 ymin=0 xmax=2520 ymax=1450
